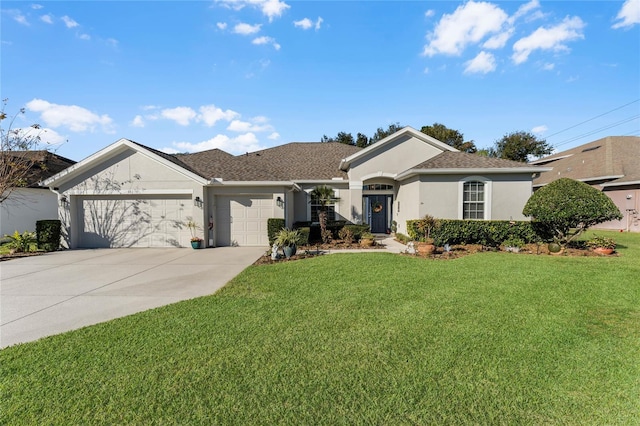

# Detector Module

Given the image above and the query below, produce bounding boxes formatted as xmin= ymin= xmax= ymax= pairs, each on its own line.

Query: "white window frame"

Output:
xmin=458 ymin=176 xmax=492 ymax=220
xmin=306 ymin=189 xmax=339 ymax=223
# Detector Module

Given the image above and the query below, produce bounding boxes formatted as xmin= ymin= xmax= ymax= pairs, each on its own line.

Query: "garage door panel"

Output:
xmin=78 ymin=195 xmax=191 ymax=248
xmin=216 ymin=195 xmax=273 ymax=247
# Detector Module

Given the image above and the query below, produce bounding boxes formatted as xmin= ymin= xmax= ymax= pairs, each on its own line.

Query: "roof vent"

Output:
xmin=582 ymin=145 xmax=601 ymax=153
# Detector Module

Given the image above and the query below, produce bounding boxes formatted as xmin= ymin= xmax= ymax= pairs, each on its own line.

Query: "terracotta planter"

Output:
xmin=417 ymin=243 xmax=435 ymax=255
xmin=593 ymin=247 xmax=614 ymax=255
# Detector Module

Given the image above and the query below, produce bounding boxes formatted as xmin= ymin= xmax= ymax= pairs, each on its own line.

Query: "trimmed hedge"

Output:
xmin=267 ymin=218 xmax=285 ymax=245
xmin=407 ymin=219 xmax=539 ymax=247
xmin=36 ymin=220 xmax=61 ymax=252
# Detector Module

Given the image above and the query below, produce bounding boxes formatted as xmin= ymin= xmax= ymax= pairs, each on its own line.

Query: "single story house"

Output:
xmin=43 ymin=127 xmax=548 ymax=248
xmin=1 ymin=151 xmax=76 ymax=237
xmin=531 ymin=136 xmax=640 ymax=232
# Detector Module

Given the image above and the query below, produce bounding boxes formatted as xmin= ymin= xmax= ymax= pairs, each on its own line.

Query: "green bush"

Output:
xmin=296 ymin=227 xmax=310 ymax=245
xmin=523 ymin=178 xmax=622 ymax=246
xmin=407 ymin=219 xmax=538 ymax=247
xmin=267 ymin=218 xmax=286 ymax=245
xmin=4 ymin=230 xmax=37 ymax=253
xmin=343 ymin=224 xmax=369 ymax=241
xmin=36 ymin=220 xmax=61 ymax=252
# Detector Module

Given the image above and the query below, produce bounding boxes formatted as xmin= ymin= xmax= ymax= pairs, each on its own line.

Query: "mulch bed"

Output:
xmin=0 ymin=252 xmax=46 ymax=261
xmin=255 ymin=241 xmax=618 ymax=265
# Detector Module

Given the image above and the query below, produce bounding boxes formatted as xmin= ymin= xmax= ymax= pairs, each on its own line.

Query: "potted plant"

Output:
xmin=502 ymin=236 xmax=525 ymax=253
xmin=186 ymin=220 xmax=202 ymax=249
xmin=275 ymin=228 xmax=302 ymax=258
xmin=360 ymin=232 xmax=375 ymax=247
xmin=416 ymin=215 xmax=438 ymax=255
xmin=586 ymin=235 xmax=616 ymax=255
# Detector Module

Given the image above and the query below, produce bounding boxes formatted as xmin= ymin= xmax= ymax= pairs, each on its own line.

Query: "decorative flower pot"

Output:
xmin=191 ymin=240 xmax=202 ymax=249
xmin=547 ymin=243 xmax=562 ymax=254
xmin=417 ymin=243 xmax=435 ymax=255
xmin=283 ymin=245 xmax=297 ymax=259
xmin=593 ymin=247 xmax=614 ymax=255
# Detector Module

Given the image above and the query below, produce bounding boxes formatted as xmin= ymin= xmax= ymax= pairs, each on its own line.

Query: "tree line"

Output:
xmin=321 ymin=122 xmax=553 ymax=163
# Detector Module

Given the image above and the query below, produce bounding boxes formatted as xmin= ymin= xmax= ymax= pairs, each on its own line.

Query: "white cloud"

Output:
xmin=267 ymin=132 xmax=280 ymax=140
xmin=227 ymin=117 xmax=274 ymax=133
xmin=482 ymin=29 xmax=513 ymax=49
xmin=294 ymin=18 xmax=313 ymax=30
xmin=161 ymin=107 xmax=197 ymax=126
xmin=512 ymin=16 xmax=585 ymax=64
xmin=31 ymin=4 xmax=44 ymax=9
xmin=25 ymin=99 xmax=114 ymax=133
xmin=464 ymin=51 xmax=497 ymax=74
xmin=167 ymin=132 xmax=264 ymax=154
xmin=13 ymin=127 xmax=66 ymax=146
xmin=198 ymin=105 xmax=240 ymax=127
xmin=613 ymin=0 xmax=640 ymax=29
xmin=294 ymin=17 xmax=323 ymax=30
xmin=79 ymin=33 xmax=91 ymax=40
xmin=131 ymin=115 xmax=145 ymax=128
xmin=532 ymin=125 xmax=548 ymax=134
xmin=157 ymin=104 xmax=240 ymax=127
xmin=61 ymin=15 xmax=79 ymax=28
xmin=509 ymin=0 xmax=540 ymax=24
xmin=12 ymin=11 xmax=29 ymax=26
xmin=233 ymin=22 xmax=261 ymax=35
xmin=217 ymin=22 xmax=227 ymax=30
xmin=252 ymin=36 xmax=280 ymax=50
xmin=216 ymin=0 xmax=290 ymax=22
xmin=423 ymin=1 xmax=508 ymax=56
xmin=105 ymin=38 xmax=118 ymax=48
xmin=40 ymin=14 xmax=53 ymax=24
xmin=542 ymin=62 xmax=555 ymax=71
xmin=425 ymin=10 xmax=435 ymax=18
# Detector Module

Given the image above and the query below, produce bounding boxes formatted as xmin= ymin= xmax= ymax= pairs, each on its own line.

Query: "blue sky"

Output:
xmin=2 ymin=0 xmax=639 ymax=162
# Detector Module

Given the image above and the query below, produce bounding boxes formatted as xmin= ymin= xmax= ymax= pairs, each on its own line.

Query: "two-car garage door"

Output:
xmin=77 ymin=195 xmax=191 ymax=248
xmin=215 ymin=195 xmax=273 ymax=246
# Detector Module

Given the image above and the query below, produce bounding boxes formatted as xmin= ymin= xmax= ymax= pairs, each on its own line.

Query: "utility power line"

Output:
xmin=553 ymin=114 xmax=640 ymax=148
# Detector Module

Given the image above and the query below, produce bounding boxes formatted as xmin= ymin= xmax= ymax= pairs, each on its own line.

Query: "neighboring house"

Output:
xmin=42 ymin=127 xmax=547 ymax=248
xmin=531 ymin=136 xmax=640 ymax=232
xmin=1 ymin=151 xmax=76 ymax=237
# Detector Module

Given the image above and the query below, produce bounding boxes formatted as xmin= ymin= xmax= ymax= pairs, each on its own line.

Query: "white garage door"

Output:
xmin=216 ymin=195 xmax=273 ymax=246
xmin=78 ymin=195 xmax=192 ymax=248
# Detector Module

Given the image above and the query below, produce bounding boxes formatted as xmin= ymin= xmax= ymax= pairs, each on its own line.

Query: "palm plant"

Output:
xmin=310 ymin=185 xmax=339 ymax=243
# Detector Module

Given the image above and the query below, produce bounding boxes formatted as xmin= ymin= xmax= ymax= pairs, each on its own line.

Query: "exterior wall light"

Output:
xmin=276 ymin=196 xmax=284 ymax=208
xmin=194 ymin=196 xmax=203 ymax=208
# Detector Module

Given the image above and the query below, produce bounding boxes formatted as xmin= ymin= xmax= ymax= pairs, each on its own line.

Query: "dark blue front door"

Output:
xmin=368 ymin=195 xmax=388 ymax=233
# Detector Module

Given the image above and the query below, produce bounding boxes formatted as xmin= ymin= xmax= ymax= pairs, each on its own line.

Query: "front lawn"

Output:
xmin=2 ymin=231 xmax=639 ymax=424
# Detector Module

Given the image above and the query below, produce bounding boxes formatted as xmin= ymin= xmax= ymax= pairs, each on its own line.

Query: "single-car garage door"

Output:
xmin=216 ymin=195 xmax=273 ymax=246
xmin=77 ymin=194 xmax=192 ymax=248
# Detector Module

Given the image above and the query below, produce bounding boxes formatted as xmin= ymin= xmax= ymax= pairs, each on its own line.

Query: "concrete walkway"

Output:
xmin=322 ymin=234 xmax=408 ymax=254
xmin=0 ymin=247 xmax=265 ymax=349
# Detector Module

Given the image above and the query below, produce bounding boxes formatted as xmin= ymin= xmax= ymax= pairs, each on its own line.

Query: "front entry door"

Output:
xmin=368 ymin=195 xmax=389 ymax=233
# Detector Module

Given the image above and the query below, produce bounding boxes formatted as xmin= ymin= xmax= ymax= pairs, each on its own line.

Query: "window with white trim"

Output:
xmin=311 ymin=204 xmax=336 ymax=222
xmin=463 ymin=181 xmax=485 ymax=219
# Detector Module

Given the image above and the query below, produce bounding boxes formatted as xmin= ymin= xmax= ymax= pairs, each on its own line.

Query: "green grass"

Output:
xmin=2 ymin=231 xmax=639 ymax=424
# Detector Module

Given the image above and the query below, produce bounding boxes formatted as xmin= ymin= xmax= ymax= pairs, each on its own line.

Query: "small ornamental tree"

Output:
xmin=310 ymin=185 xmax=339 ymax=243
xmin=522 ymin=178 xmax=622 ymax=246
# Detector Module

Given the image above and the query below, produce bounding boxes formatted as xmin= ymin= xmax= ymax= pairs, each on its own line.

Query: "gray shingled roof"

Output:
xmin=176 ymin=142 xmax=361 ymax=181
xmin=412 ymin=151 xmax=536 ymax=169
xmin=4 ymin=150 xmax=76 ymax=187
xmin=532 ymin=136 xmax=640 ymax=187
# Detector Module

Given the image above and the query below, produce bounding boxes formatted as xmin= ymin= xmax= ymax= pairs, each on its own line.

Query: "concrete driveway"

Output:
xmin=1 ymin=247 xmax=265 ymax=349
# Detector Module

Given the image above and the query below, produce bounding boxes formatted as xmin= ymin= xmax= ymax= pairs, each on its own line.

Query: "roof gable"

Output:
xmin=42 ymin=139 xmax=208 ymax=187
xmin=339 ymin=126 xmax=457 ymax=171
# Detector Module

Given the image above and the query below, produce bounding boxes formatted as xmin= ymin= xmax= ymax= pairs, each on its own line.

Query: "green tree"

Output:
xmin=310 ymin=185 xmax=339 ymax=243
xmin=420 ymin=123 xmax=477 ymax=153
xmin=356 ymin=132 xmax=369 ymax=148
xmin=491 ymin=131 xmax=552 ymax=162
xmin=522 ymin=178 xmax=622 ymax=247
xmin=370 ymin=122 xmax=404 ymax=144
xmin=320 ymin=132 xmax=354 ymax=145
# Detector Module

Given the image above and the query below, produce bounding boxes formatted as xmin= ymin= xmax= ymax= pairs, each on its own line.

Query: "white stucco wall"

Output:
xmin=348 ymin=135 xmax=443 ymax=182
xmin=1 ymin=188 xmax=59 ymax=236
